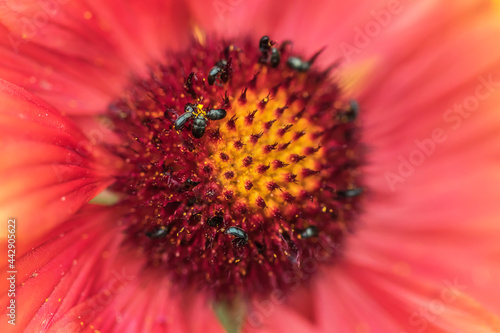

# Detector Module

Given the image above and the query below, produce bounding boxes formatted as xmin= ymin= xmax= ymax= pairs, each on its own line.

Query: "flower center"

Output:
xmin=106 ymin=36 xmax=363 ymax=300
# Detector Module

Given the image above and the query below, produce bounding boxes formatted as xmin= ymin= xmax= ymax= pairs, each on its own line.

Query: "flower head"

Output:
xmin=106 ymin=36 xmax=362 ymax=299
xmin=1 ymin=0 xmax=500 ymax=332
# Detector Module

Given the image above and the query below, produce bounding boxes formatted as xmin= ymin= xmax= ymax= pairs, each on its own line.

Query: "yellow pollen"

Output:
xmin=195 ymin=104 xmax=204 ymax=114
xmin=207 ymin=89 xmax=325 ymax=214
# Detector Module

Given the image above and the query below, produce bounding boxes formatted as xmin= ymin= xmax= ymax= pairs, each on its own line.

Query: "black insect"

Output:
xmin=208 ymin=60 xmax=229 ymax=86
xmin=192 ymin=109 xmax=227 ymax=138
xmin=174 ymin=104 xmax=196 ymax=131
xmin=286 ymin=47 xmax=325 ymax=72
xmin=286 ymin=57 xmax=309 ymax=72
xmin=344 ymin=100 xmax=359 ymax=122
xmin=207 ymin=215 xmax=224 ymax=227
xmin=225 ymin=226 xmax=249 ymax=247
xmin=259 ymin=35 xmax=281 ymax=67
xmin=259 ymin=35 xmax=271 ymax=53
xmin=207 ymin=108 xmax=227 ymax=120
xmin=192 ymin=113 xmax=207 ymax=138
xmin=145 ymin=227 xmax=169 ymax=239
xmin=300 ymin=226 xmax=319 ymax=239
xmin=174 ymin=104 xmax=227 ymax=139
xmin=336 ymin=187 xmax=363 ymax=198
xmin=208 ymin=67 xmax=221 ymax=85
xmin=270 ymin=48 xmax=280 ymax=68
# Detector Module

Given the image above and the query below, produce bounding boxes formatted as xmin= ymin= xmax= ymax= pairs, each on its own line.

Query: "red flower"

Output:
xmin=1 ymin=0 xmax=500 ymax=332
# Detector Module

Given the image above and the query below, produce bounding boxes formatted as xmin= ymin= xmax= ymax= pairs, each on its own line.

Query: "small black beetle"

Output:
xmin=336 ymin=187 xmax=363 ymax=198
xmin=208 ymin=60 xmax=228 ymax=86
xmin=174 ymin=104 xmax=195 ymax=130
xmin=206 ymin=108 xmax=227 ymax=120
xmin=145 ymin=227 xmax=169 ymax=239
xmin=225 ymin=226 xmax=249 ymax=247
xmin=300 ymin=226 xmax=319 ymax=239
xmin=270 ymin=48 xmax=280 ymax=68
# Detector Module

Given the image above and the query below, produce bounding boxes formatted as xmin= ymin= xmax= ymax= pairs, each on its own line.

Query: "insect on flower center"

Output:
xmin=107 ymin=35 xmax=364 ymax=300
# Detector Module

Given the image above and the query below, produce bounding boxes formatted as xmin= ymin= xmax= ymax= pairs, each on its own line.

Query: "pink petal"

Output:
xmin=314 ymin=262 xmax=500 ymax=332
xmin=0 ymin=205 xmax=225 ymax=333
xmin=0 ymin=206 xmax=124 ymax=331
xmin=242 ymin=290 xmax=319 ymax=333
xmin=0 ymin=206 xmax=221 ymax=333
xmin=184 ymin=0 xmax=500 ymax=330
xmin=0 ymin=79 xmax=117 ymax=255
xmin=0 ymin=0 xmax=195 ymax=115
xmin=352 ymin=2 xmax=500 ymax=315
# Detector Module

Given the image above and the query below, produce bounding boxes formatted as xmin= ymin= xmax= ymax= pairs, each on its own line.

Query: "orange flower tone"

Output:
xmin=1 ymin=1 xmax=500 ymax=332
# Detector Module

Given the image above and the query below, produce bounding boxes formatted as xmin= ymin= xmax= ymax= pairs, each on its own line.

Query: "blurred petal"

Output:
xmin=356 ymin=0 xmax=500 ymax=315
xmin=0 ymin=205 xmax=224 ymax=333
xmin=0 ymin=206 xmax=123 ymax=332
xmin=0 ymin=0 xmax=499 ymax=332
xmin=0 ymin=0 xmax=194 ymax=115
xmin=314 ymin=263 xmax=500 ymax=332
xmin=0 ymin=79 xmax=117 ymax=255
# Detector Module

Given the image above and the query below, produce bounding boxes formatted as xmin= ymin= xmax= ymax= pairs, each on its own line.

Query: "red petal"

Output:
xmin=57 ymin=276 xmax=225 ymax=333
xmin=0 ymin=79 xmax=116 ymax=255
xmin=0 ymin=0 xmax=194 ymax=115
xmin=353 ymin=2 xmax=500 ymax=314
xmin=315 ymin=263 xmax=500 ymax=332
xmin=0 ymin=204 xmax=223 ymax=333
xmin=0 ymin=206 xmax=125 ymax=332
xmin=240 ymin=284 xmax=319 ymax=332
